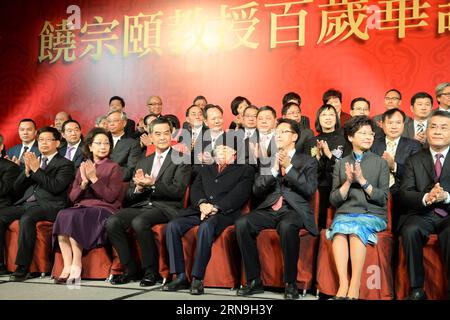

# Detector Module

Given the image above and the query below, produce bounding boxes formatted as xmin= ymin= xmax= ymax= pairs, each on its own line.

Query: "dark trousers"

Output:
xmin=400 ymin=213 xmax=450 ymax=289
xmin=0 ymin=203 xmax=57 ymax=268
xmin=106 ymin=207 xmax=169 ymax=275
xmin=165 ymin=212 xmax=234 ymax=279
xmin=235 ymin=206 xmax=304 ymax=284
xmin=318 ymin=186 xmax=331 ymax=230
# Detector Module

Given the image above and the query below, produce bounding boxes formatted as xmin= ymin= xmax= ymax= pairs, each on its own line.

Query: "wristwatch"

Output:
xmin=361 ymin=181 xmax=371 ymax=190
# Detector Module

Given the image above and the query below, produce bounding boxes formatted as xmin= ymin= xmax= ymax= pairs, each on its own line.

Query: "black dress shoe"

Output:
xmin=140 ymin=275 xmax=157 ymax=287
xmin=237 ymin=278 xmax=264 ymax=296
xmin=406 ymin=288 xmax=427 ymax=300
xmin=110 ymin=273 xmax=138 ymax=285
xmin=9 ymin=265 xmax=30 ymax=282
xmin=190 ymin=278 xmax=204 ymax=295
xmin=162 ymin=277 xmax=190 ymax=291
xmin=0 ymin=264 xmax=9 ymax=276
xmin=284 ymin=282 xmax=299 ymax=300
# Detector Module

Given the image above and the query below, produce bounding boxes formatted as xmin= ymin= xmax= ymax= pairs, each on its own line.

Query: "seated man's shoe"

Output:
xmin=237 ymin=278 xmax=264 ymax=296
xmin=162 ymin=277 xmax=190 ymax=292
xmin=140 ymin=273 xmax=157 ymax=287
xmin=110 ymin=272 xmax=138 ymax=285
xmin=0 ymin=264 xmax=9 ymax=276
xmin=406 ymin=288 xmax=427 ymax=300
xmin=190 ymin=278 xmax=204 ymax=295
xmin=284 ymin=282 xmax=299 ymax=300
xmin=9 ymin=265 xmax=30 ymax=282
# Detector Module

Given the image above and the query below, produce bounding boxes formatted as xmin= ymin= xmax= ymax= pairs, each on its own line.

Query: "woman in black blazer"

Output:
xmin=303 ymin=104 xmax=350 ymax=229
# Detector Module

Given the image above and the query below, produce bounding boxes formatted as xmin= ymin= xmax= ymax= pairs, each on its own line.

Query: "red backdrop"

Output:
xmin=1 ymin=0 xmax=449 ymax=146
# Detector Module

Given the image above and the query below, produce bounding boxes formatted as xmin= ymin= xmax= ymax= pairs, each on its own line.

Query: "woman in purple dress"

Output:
xmin=52 ymin=128 xmax=123 ymax=284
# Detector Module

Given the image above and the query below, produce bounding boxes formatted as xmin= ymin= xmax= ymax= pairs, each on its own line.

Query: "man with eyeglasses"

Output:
xmin=281 ymin=102 xmax=314 ymax=153
xmin=282 ymin=92 xmax=311 ymax=129
xmin=0 ymin=134 xmax=20 ymax=275
xmin=236 ymin=119 xmax=318 ymax=300
xmin=399 ymin=110 xmax=450 ymax=300
xmin=350 ymin=97 xmax=384 ymax=139
xmin=374 ymin=89 xmax=412 ymax=127
xmin=436 ymin=82 xmax=450 ymax=113
xmin=147 ymin=96 xmax=163 ymax=117
xmin=403 ymin=92 xmax=433 ymax=146
xmin=0 ymin=127 xmax=74 ymax=282
xmin=58 ymin=120 xmax=84 ymax=169
xmin=107 ymin=110 xmax=142 ymax=181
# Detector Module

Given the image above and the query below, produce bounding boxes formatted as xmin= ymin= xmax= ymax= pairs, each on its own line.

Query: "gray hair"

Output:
xmin=107 ymin=110 xmax=128 ymax=121
xmin=435 ymin=82 xmax=450 ymax=97
xmin=95 ymin=115 xmax=107 ymax=126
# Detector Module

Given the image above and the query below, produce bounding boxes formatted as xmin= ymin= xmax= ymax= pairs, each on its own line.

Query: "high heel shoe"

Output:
xmin=66 ymin=265 xmax=82 ymax=287
xmin=54 ymin=266 xmax=71 ymax=284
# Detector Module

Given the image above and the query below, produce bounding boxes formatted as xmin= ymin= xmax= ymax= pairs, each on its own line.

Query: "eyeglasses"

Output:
xmin=352 ymin=107 xmax=369 ymax=112
xmin=275 ymin=130 xmax=295 ymax=136
xmin=429 ymin=124 xmax=449 ymax=132
xmin=384 ymin=97 xmax=400 ymax=101
xmin=286 ymin=112 xmax=301 ymax=116
xmin=107 ymin=119 xmax=122 ymax=123
xmin=355 ymin=131 xmax=375 ymax=137
xmin=38 ymin=138 xmax=56 ymax=143
xmin=92 ymin=141 xmax=110 ymax=146
xmin=148 ymin=102 xmax=162 ymax=106
xmin=439 ymin=93 xmax=450 ymax=97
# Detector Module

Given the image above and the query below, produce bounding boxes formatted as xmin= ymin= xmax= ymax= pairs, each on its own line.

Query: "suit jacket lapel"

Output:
xmin=156 ymin=149 xmax=172 ymax=181
xmin=394 ymin=138 xmax=405 ymax=163
xmin=421 ymin=150 xmax=435 ymax=182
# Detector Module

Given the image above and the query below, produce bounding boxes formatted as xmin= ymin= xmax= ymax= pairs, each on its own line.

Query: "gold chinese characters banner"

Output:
xmin=0 ymin=0 xmax=449 ymax=146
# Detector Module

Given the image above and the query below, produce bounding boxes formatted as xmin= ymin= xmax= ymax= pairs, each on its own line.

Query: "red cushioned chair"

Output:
xmin=52 ymin=182 xmax=129 ymax=280
xmin=239 ymin=191 xmax=320 ymax=296
xmin=5 ymin=220 xmax=54 ymax=275
xmin=315 ymin=194 xmax=394 ymax=300
xmin=395 ymin=234 xmax=448 ymax=300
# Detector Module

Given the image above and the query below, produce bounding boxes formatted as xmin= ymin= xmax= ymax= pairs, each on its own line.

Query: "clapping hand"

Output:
xmin=426 ymin=183 xmax=447 ymax=205
xmin=133 ymin=168 xmax=155 ymax=192
xmin=24 ymin=152 xmax=40 ymax=173
xmin=382 ymin=151 xmax=395 ymax=171
xmin=345 ymin=162 xmax=355 ymax=183
xmin=84 ymin=160 xmax=98 ymax=183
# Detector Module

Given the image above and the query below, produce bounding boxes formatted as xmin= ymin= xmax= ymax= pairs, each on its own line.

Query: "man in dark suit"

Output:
xmin=6 ymin=119 xmax=40 ymax=166
xmin=109 ymin=96 xmax=136 ymax=139
xmin=373 ymin=89 xmax=412 ymax=126
xmin=399 ymin=110 xmax=450 ymax=300
xmin=371 ymin=109 xmax=421 ymax=231
xmin=281 ymin=102 xmax=314 ymax=154
xmin=236 ymin=119 xmax=318 ymax=300
xmin=323 ymin=89 xmax=351 ymax=127
xmin=162 ymin=141 xmax=254 ymax=295
xmin=0 ymin=135 xmax=20 ymax=274
xmin=402 ymin=92 xmax=433 ymax=147
xmin=58 ymin=120 xmax=84 ymax=169
xmin=0 ymin=127 xmax=74 ymax=281
xmin=107 ymin=110 xmax=142 ymax=181
xmin=176 ymin=105 xmax=207 ymax=163
xmin=106 ymin=118 xmax=191 ymax=286
xmin=282 ymin=92 xmax=311 ymax=129
xmin=348 ymin=97 xmax=384 ymax=139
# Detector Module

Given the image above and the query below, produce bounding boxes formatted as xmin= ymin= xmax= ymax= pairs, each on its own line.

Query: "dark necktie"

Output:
xmin=434 ymin=153 xmax=448 ymax=217
xmin=40 ymin=156 xmax=48 ymax=170
xmin=271 ymin=167 xmax=286 ymax=211
xmin=20 ymin=146 xmax=29 ymax=163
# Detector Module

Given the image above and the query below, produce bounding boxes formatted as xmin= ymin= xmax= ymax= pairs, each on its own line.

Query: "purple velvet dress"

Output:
xmin=52 ymin=158 xmax=123 ymax=250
